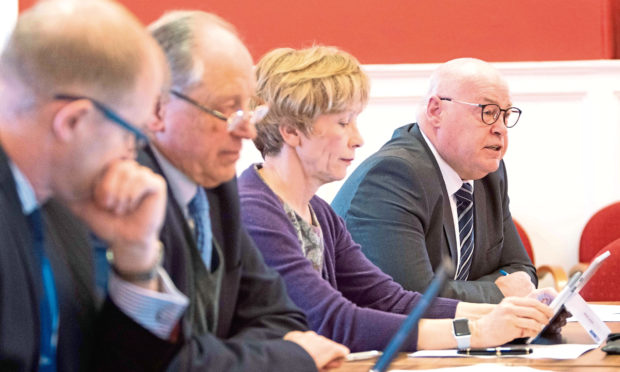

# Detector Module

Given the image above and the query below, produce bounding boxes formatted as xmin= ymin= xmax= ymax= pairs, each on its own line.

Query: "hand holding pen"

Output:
xmin=495 ymin=269 xmax=536 ymax=297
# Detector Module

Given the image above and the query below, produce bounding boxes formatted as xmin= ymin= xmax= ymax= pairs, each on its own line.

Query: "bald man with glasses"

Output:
xmin=333 ymin=58 xmax=536 ymax=304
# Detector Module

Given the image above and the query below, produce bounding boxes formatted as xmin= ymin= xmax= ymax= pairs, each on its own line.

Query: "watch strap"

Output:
xmin=453 ymin=318 xmax=471 ymax=349
xmin=107 ymin=241 xmax=164 ymax=282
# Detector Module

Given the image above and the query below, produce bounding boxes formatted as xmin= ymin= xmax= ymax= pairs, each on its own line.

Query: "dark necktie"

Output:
xmin=188 ymin=187 xmax=213 ymax=270
xmin=454 ymin=183 xmax=475 ymax=281
xmin=27 ymin=208 xmax=59 ymax=372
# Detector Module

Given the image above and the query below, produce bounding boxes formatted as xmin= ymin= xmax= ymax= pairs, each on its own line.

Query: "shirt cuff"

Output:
xmin=108 ymin=267 xmax=189 ymax=339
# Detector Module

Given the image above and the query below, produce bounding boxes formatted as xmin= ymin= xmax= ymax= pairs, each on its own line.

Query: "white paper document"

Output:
xmin=391 ymin=364 xmax=556 ymax=372
xmin=568 ymin=304 xmax=620 ymax=322
xmin=564 ymin=294 xmax=611 ymax=344
xmin=409 ymin=344 xmax=597 ymax=360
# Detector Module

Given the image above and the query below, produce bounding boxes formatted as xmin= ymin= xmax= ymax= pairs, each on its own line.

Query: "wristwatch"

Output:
xmin=452 ymin=318 xmax=471 ymax=349
xmin=107 ymin=240 xmax=164 ymax=282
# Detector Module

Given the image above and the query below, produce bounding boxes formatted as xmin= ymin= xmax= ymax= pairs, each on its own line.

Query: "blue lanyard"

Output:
xmin=28 ymin=208 xmax=59 ymax=372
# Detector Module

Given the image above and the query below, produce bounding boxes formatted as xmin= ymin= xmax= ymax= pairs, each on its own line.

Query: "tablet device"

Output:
xmin=370 ymin=257 xmax=454 ymax=372
xmin=527 ymin=250 xmax=611 ymax=344
xmin=574 ymin=250 xmax=611 ymax=292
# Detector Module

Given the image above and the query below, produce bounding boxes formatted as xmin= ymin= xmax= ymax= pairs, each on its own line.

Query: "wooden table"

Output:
xmin=334 ymin=322 xmax=620 ymax=371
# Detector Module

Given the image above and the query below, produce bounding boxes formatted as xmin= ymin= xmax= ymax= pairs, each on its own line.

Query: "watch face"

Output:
xmin=453 ymin=319 xmax=470 ymax=336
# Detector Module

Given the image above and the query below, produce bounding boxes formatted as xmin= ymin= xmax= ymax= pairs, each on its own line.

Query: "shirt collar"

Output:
xmin=150 ymin=145 xmax=198 ymax=216
xmin=419 ymin=127 xmax=473 ymax=196
xmin=8 ymin=160 xmax=38 ymax=214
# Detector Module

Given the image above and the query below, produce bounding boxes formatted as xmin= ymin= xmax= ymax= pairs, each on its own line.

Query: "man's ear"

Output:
xmin=147 ymin=96 xmax=166 ymax=132
xmin=51 ymin=99 xmax=92 ymax=142
xmin=426 ymin=95 xmax=443 ymax=128
xmin=279 ymin=122 xmax=301 ymax=147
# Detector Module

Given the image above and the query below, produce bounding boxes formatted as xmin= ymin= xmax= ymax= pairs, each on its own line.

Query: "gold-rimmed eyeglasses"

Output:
xmin=170 ymin=90 xmax=268 ymax=132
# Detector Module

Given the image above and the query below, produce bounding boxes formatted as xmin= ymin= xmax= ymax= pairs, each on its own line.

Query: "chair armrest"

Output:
xmin=568 ymin=262 xmax=589 ymax=277
xmin=537 ymin=265 xmax=568 ymax=291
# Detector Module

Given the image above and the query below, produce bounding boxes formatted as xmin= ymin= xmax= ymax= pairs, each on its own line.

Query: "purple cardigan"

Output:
xmin=238 ymin=165 xmax=458 ymax=351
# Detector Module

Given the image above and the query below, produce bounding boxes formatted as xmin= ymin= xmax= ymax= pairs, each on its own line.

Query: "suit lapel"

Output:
xmin=207 ymin=180 xmax=242 ymax=271
xmin=410 ymin=125 xmax=458 ymax=263
xmin=206 ymin=189 xmax=222 ymax=258
xmin=442 ymin=198 xmax=458 ymax=262
xmin=0 ymin=148 xmax=33 ymax=257
xmin=471 ymin=179 xmax=487 ymax=278
xmin=0 ymin=145 xmax=44 ymax=331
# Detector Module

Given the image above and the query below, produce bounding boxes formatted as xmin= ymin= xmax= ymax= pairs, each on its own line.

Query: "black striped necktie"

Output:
xmin=455 ymin=183 xmax=474 ymax=280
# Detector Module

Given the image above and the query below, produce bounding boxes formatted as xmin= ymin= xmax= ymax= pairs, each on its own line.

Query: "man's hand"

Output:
xmin=495 ymin=271 xmax=536 ymax=297
xmin=527 ymin=287 xmax=571 ymax=334
xmin=69 ymin=160 xmax=167 ymax=278
xmin=470 ymin=296 xmax=553 ymax=348
xmin=284 ymin=331 xmax=349 ymax=371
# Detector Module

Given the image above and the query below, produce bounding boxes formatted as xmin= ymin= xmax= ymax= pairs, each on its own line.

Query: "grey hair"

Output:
xmin=149 ymin=10 xmax=238 ymax=91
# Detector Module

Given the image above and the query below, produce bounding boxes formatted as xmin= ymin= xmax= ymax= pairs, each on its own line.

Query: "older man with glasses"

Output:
xmin=333 ymin=58 xmax=536 ymax=306
xmin=121 ymin=10 xmax=349 ymax=371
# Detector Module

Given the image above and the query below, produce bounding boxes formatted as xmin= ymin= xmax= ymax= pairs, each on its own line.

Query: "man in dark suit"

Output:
xmin=332 ymin=58 xmax=536 ymax=304
xmin=139 ymin=11 xmax=349 ymax=371
xmin=0 ymin=1 xmax=188 ymax=370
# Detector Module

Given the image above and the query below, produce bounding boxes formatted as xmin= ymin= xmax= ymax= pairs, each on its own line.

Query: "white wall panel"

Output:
xmin=0 ymin=0 xmax=17 ymax=52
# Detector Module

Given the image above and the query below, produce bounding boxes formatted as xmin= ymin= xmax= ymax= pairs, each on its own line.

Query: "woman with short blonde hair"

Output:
xmin=254 ymin=46 xmax=369 ymax=156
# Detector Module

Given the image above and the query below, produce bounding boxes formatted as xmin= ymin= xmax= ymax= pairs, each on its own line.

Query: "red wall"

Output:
xmin=19 ymin=0 xmax=619 ymax=64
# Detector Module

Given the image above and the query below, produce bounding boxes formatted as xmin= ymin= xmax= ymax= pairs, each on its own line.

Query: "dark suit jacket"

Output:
xmin=127 ymin=147 xmax=317 ymax=371
xmin=0 ymin=143 xmax=189 ymax=372
xmin=332 ymin=123 xmax=536 ymax=303
xmin=0 ymin=144 xmax=99 ymax=372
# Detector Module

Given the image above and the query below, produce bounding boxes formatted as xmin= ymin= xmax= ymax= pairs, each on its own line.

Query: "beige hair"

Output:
xmin=0 ymin=0 xmax=158 ymax=113
xmin=149 ymin=10 xmax=238 ymax=91
xmin=254 ymin=46 xmax=369 ymax=157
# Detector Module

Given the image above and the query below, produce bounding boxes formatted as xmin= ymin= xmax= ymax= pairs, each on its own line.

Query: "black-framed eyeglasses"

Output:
xmin=169 ymin=89 xmax=268 ymax=132
xmin=439 ymin=97 xmax=521 ymax=128
xmin=54 ymin=94 xmax=149 ymax=149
